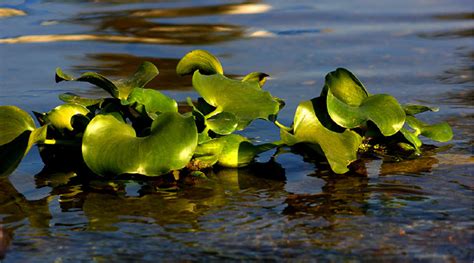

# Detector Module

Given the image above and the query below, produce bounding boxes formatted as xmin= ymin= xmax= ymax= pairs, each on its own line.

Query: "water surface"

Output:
xmin=0 ymin=0 xmax=473 ymax=261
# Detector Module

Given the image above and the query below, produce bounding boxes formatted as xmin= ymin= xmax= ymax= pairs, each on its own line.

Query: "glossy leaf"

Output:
xmin=45 ymin=104 xmax=90 ymax=131
xmin=205 ymin=112 xmax=238 ymax=135
xmin=282 ymin=97 xmax=362 ymax=174
xmin=82 ymin=112 xmax=198 ymax=176
xmin=0 ymin=106 xmax=35 ymax=145
xmin=321 ymin=68 xmax=368 ymax=105
xmin=194 ymin=134 xmax=276 ymax=168
xmin=399 ymin=127 xmax=422 ymax=151
xmin=56 ymin=61 xmax=159 ymax=100
xmin=326 ymin=91 xmax=406 ymax=136
xmin=176 ymin=49 xmax=223 ymax=76
xmin=192 ymin=71 xmax=281 ymax=130
xmin=405 ymin=116 xmax=453 ymax=142
xmin=59 ymin=93 xmax=103 ymax=107
xmin=125 ymin=88 xmax=178 ymax=119
xmin=403 ymin=104 xmax=439 ymax=115
xmin=242 ymin=72 xmax=269 ymax=87
xmin=0 ymin=106 xmax=47 ymax=176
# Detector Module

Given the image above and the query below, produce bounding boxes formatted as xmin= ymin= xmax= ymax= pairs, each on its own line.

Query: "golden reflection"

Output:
xmin=73 ymin=53 xmax=191 ymax=90
xmin=0 ymin=34 xmax=181 ymax=44
xmin=0 ymin=8 xmax=26 ymax=18
xmin=0 ymin=1 xmax=269 ymax=45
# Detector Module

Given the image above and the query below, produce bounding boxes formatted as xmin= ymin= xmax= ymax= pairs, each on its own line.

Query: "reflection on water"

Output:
xmin=75 ymin=53 xmax=191 ymax=90
xmin=0 ymin=1 xmax=271 ymax=45
xmin=1 ymin=0 xmax=473 ymax=261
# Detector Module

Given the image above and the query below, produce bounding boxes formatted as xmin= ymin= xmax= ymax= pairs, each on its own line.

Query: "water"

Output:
xmin=0 ymin=0 xmax=473 ymax=261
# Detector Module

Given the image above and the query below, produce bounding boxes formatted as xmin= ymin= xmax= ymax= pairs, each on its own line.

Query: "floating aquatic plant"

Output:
xmin=0 ymin=50 xmax=453 ymax=177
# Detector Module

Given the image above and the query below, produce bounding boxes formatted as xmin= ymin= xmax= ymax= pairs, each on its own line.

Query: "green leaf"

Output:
xmin=56 ymin=61 xmax=159 ymax=100
xmin=405 ymin=116 xmax=453 ymax=142
xmin=326 ymin=91 xmax=406 ymax=136
xmin=82 ymin=112 xmax=198 ymax=176
xmin=192 ymin=71 xmax=281 ymax=130
xmin=242 ymin=72 xmax=269 ymax=87
xmin=321 ymin=68 xmax=368 ymax=105
xmin=322 ymin=68 xmax=405 ymax=136
xmin=45 ymin=104 xmax=90 ymax=131
xmin=125 ymin=88 xmax=178 ymax=119
xmin=403 ymin=104 xmax=439 ymax=115
xmin=59 ymin=93 xmax=103 ymax=107
xmin=205 ymin=112 xmax=238 ymax=135
xmin=194 ymin=134 xmax=276 ymax=168
xmin=282 ymin=97 xmax=362 ymax=174
xmin=0 ymin=106 xmax=47 ymax=176
xmin=0 ymin=106 xmax=35 ymax=145
xmin=176 ymin=49 xmax=223 ymax=76
xmin=399 ymin=127 xmax=422 ymax=151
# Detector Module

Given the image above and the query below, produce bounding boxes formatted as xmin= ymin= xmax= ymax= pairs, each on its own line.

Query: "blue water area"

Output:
xmin=0 ymin=0 xmax=473 ymax=261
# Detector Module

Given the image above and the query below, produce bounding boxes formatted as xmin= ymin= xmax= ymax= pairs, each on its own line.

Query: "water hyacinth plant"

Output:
xmin=0 ymin=50 xmax=453 ymax=177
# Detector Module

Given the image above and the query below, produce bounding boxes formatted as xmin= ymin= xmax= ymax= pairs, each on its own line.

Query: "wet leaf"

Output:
xmin=59 ymin=93 xmax=103 ymax=107
xmin=45 ymin=104 xmax=90 ymax=131
xmin=176 ymin=49 xmax=223 ymax=76
xmin=192 ymin=71 xmax=281 ymax=130
xmin=125 ymin=88 xmax=178 ymax=119
xmin=403 ymin=104 xmax=439 ymax=115
xmin=82 ymin=112 xmax=198 ymax=176
xmin=405 ymin=116 xmax=453 ymax=142
xmin=56 ymin=61 xmax=159 ymax=100
xmin=194 ymin=134 xmax=276 ymax=168
xmin=324 ymin=68 xmax=405 ymax=136
xmin=282 ymin=98 xmax=362 ymax=174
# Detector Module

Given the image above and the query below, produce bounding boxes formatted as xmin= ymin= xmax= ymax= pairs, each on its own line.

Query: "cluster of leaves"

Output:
xmin=0 ymin=50 xmax=453 ymax=177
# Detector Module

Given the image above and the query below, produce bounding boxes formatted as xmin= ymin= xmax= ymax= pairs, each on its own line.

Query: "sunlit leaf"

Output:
xmin=205 ymin=112 xmax=238 ymax=135
xmin=324 ymin=68 xmax=405 ymax=136
xmin=403 ymin=104 xmax=439 ymax=115
xmin=56 ymin=61 xmax=159 ymax=100
xmin=242 ymin=72 xmax=269 ymax=87
xmin=0 ymin=106 xmax=35 ymax=145
xmin=0 ymin=106 xmax=47 ymax=176
xmin=125 ymin=88 xmax=178 ymax=119
xmin=405 ymin=116 xmax=453 ymax=142
xmin=399 ymin=128 xmax=422 ymax=151
xmin=321 ymin=68 xmax=368 ymax=105
xmin=282 ymin=97 xmax=362 ymax=174
xmin=45 ymin=104 xmax=90 ymax=131
xmin=59 ymin=92 xmax=103 ymax=107
xmin=176 ymin=49 xmax=223 ymax=76
xmin=82 ymin=112 xmax=198 ymax=176
xmin=194 ymin=134 xmax=276 ymax=168
xmin=192 ymin=71 xmax=281 ymax=130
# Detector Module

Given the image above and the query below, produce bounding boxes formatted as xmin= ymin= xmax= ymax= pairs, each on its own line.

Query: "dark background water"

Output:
xmin=0 ymin=0 xmax=473 ymax=261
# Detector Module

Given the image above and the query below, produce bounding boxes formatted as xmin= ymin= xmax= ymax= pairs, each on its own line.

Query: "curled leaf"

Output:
xmin=324 ymin=68 xmax=405 ymax=136
xmin=194 ymin=134 xmax=276 ymax=168
xmin=56 ymin=61 xmax=159 ymax=100
xmin=176 ymin=49 xmax=223 ymax=76
xmin=45 ymin=104 xmax=90 ymax=131
xmin=405 ymin=116 xmax=453 ymax=142
xmin=281 ymin=98 xmax=362 ymax=174
xmin=192 ymin=71 xmax=281 ymax=130
xmin=59 ymin=92 xmax=103 ymax=107
xmin=242 ymin=72 xmax=269 ymax=87
xmin=0 ymin=106 xmax=47 ymax=176
xmin=125 ymin=88 xmax=178 ymax=119
xmin=82 ymin=112 xmax=198 ymax=176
